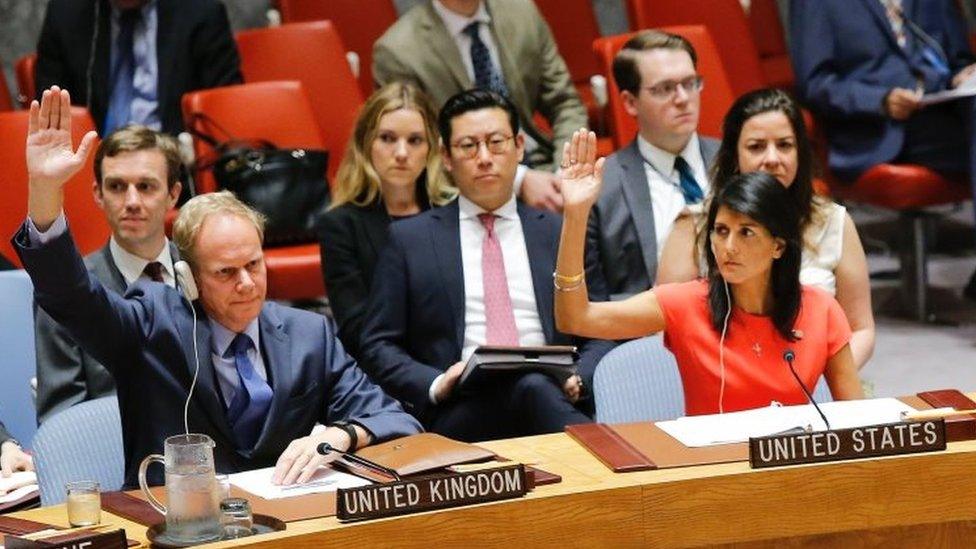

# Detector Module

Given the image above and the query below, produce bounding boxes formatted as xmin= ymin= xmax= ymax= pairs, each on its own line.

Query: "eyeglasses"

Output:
xmin=450 ymin=134 xmax=514 ymax=159
xmin=642 ymin=76 xmax=704 ymax=101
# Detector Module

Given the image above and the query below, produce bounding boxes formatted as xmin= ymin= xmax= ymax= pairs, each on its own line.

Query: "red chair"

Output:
xmin=182 ymin=81 xmax=327 ymax=301
xmin=15 ymin=54 xmax=37 ymax=109
xmin=0 ymin=108 xmax=109 ymax=267
xmin=593 ymin=26 xmax=736 ymax=149
xmin=747 ymin=0 xmax=795 ymax=90
xmin=235 ymin=21 xmax=364 ymax=183
xmin=277 ymin=0 xmax=398 ymax=96
xmin=625 ymin=0 xmax=766 ymax=96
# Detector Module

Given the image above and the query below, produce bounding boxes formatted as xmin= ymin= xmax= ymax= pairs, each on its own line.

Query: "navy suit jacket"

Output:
xmin=15 ymin=225 xmax=420 ymax=487
xmin=790 ymin=0 xmax=973 ymax=177
xmin=359 ymin=200 xmax=615 ymax=420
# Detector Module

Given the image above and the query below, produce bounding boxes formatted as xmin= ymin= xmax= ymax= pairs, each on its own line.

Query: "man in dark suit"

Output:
xmin=586 ymin=31 xmax=719 ymax=299
xmin=790 ymin=0 xmax=976 ymax=297
xmin=16 ymin=87 xmax=420 ymax=487
xmin=0 ymin=420 xmax=33 ymax=477
xmin=35 ymin=0 xmax=242 ymax=136
xmin=35 ymin=125 xmax=182 ymax=424
xmin=360 ymin=90 xmax=614 ymax=442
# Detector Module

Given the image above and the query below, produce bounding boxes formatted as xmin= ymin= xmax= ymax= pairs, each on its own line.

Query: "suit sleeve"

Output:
xmin=189 ymin=0 xmax=242 ymax=89
xmin=318 ymin=210 xmax=370 ymax=359
xmin=372 ymin=38 xmax=425 ymax=91
xmin=789 ymin=0 xmax=891 ymax=118
xmin=359 ymin=229 xmax=445 ymax=417
xmin=529 ymin=3 xmax=587 ymax=169
xmin=320 ymin=317 xmax=423 ymax=441
xmin=34 ymin=305 xmax=94 ymax=423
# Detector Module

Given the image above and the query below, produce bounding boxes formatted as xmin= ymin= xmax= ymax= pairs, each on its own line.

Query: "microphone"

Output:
xmin=782 ymin=350 xmax=831 ymax=430
xmin=317 ymin=442 xmax=401 ymax=481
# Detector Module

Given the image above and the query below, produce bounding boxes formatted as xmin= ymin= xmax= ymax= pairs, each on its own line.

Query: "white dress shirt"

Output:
xmin=637 ymin=133 xmax=710 ymax=256
xmin=109 ymin=236 xmax=176 ymax=287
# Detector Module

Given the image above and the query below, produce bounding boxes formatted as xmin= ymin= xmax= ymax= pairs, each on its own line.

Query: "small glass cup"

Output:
xmin=65 ymin=480 xmax=101 ymax=527
xmin=219 ymin=497 xmax=253 ymax=539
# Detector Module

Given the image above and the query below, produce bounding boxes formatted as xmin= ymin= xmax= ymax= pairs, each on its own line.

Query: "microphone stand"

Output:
xmin=783 ymin=350 xmax=832 ymax=430
xmin=317 ymin=442 xmax=402 ymax=482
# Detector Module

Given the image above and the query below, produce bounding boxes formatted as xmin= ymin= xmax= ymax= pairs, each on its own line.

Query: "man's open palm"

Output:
xmin=26 ymin=87 xmax=98 ymax=188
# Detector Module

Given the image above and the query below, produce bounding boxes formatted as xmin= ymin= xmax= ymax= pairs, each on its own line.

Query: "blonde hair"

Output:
xmin=331 ymin=82 xmax=456 ymax=208
xmin=172 ymin=191 xmax=266 ymax=268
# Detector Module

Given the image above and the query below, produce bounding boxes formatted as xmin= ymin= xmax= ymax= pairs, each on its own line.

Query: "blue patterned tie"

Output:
xmin=674 ymin=156 xmax=704 ymax=205
xmin=225 ymin=334 xmax=273 ymax=450
xmin=104 ymin=8 xmax=140 ymax=134
xmin=462 ymin=22 xmax=509 ymax=96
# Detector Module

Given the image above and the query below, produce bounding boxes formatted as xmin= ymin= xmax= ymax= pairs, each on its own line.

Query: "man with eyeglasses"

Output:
xmin=585 ymin=30 xmax=720 ymax=301
xmin=359 ymin=90 xmax=614 ymax=442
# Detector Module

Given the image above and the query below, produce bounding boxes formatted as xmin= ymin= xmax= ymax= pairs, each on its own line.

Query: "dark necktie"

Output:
xmin=104 ymin=8 xmax=140 ymax=134
xmin=143 ymin=261 xmax=164 ymax=283
xmin=674 ymin=156 xmax=704 ymax=205
xmin=224 ymin=334 xmax=274 ymax=450
xmin=462 ymin=22 xmax=509 ymax=97
xmin=478 ymin=213 xmax=519 ymax=345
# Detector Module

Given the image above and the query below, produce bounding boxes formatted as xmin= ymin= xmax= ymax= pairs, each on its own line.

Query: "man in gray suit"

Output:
xmin=373 ymin=0 xmax=586 ymax=211
xmin=34 ymin=125 xmax=182 ymax=423
xmin=585 ymin=30 xmax=719 ymax=300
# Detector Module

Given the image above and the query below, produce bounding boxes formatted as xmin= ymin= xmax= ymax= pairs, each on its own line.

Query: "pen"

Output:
xmin=901 ymin=408 xmax=976 ymax=421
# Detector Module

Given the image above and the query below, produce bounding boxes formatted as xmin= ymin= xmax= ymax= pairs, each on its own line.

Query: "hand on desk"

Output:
xmin=272 ymin=427 xmax=352 ymax=486
xmin=0 ymin=440 xmax=34 ymax=477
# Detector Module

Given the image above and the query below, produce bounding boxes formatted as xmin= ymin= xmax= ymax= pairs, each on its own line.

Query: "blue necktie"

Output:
xmin=104 ymin=9 xmax=140 ymax=134
xmin=462 ymin=22 xmax=509 ymax=97
xmin=224 ymin=334 xmax=273 ymax=450
xmin=674 ymin=156 xmax=704 ymax=205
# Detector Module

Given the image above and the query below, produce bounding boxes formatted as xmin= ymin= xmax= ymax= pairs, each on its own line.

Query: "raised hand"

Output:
xmin=26 ymin=86 xmax=98 ymax=189
xmin=558 ymin=129 xmax=604 ymax=212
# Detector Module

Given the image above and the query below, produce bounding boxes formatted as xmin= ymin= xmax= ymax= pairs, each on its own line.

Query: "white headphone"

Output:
xmin=174 ymin=260 xmax=201 ymax=435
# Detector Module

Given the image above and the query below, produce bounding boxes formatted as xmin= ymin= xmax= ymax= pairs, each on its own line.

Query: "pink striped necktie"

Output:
xmin=478 ymin=213 xmax=519 ymax=345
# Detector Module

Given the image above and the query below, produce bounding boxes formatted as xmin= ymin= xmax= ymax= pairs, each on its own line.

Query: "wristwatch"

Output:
xmin=329 ymin=421 xmax=358 ymax=451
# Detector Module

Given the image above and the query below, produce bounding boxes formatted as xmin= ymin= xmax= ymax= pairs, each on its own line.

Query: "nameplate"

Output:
xmin=749 ymin=420 xmax=947 ymax=469
xmin=336 ymin=464 xmax=529 ymax=522
xmin=6 ymin=528 xmax=128 ymax=549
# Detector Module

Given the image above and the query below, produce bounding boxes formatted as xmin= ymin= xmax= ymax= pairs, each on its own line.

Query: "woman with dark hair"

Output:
xmin=554 ymin=130 xmax=863 ymax=414
xmin=658 ymin=88 xmax=874 ymax=370
xmin=318 ymin=82 xmax=456 ymax=359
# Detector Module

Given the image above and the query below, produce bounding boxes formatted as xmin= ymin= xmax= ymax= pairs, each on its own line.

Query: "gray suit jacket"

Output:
xmin=373 ymin=0 xmax=585 ymax=170
xmin=34 ymin=242 xmax=178 ymax=424
xmin=586 ymin=137 xmax=720 ymax=300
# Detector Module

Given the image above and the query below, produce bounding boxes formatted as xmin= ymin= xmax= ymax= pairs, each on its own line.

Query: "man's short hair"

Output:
xmin=93 ymin=125 xmax=183 ymax=190
xmin=612 ymin=30 xmax=698 ymax=95
xmin=172 ymin=191 xmax=266 ymax=268
xmin=437 ymin=89 xmax=520 ymax=150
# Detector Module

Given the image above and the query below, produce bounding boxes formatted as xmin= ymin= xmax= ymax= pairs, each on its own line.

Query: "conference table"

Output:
xmin=10 ymin=421 xmax=976 ymax=548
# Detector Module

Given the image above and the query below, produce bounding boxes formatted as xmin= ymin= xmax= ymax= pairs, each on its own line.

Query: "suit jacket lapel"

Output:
xmin=862 ymin=0 xmax=910 ymax=57
xmin=177 ymin=302 xmax=234 ymax=443
xmin=420 ymin=3 xmax=471 ymax=90
xmin=518 ymin=203 xmax=556 ymax=342
xmin=155 ymin=0 xmax=176 ymax=120
xmin=252 ymin=306 xmax=294 ymax=453
xmin=362 ymin=202 xmax=391 ymax=258
xmin=94 ymin=244 xmax=128 ymax=293
xmin=430 ymin=201 xmax=466 ymax=349
xmin=619 ymin=141 xmax=658 ymax=280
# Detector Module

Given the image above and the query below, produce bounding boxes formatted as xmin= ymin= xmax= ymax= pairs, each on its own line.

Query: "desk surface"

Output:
xmin=11 ymin=429 xmax=976 ymax=548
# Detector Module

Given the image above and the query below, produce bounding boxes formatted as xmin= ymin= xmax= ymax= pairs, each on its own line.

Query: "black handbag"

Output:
xmin=189 ymin=114 xmax=331 ymax=246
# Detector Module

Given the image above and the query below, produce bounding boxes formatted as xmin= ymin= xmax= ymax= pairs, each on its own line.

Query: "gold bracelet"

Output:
xmin=553 ymin=271 xmax=584 ymax=285
xmin=553 ymin=275 xmax=585 ymax=292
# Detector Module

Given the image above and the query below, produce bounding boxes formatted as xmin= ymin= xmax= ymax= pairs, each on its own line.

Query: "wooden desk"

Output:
xmin=11 ymin=432 xmax=976 ymax=547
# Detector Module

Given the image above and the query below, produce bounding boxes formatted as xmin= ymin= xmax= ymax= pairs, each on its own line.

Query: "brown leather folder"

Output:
xmin=917 ymin=389 xmax=976 ymax=441
xmin=339 ymin=432 xmax=496 ymax=480
xmin=101 ymin=490 xmax=163 ymax=526
xmin=566 ymin=423 xmax=656 ymax=472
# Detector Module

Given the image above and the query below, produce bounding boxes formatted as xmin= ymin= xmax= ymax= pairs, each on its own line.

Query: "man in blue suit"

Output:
xmin=360 ymin=90 xmax=614 ymax=442
xmin=15 ymin=86 xmax=421 ymax=488
xmin=790 ymin=0 xmax=976 ymax=297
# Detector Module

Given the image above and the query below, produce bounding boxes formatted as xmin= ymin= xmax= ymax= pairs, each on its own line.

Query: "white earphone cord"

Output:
xmin=717 ymin=279 xmax=732 ymax=415
xmin=183 ymin=295 xmax=200 ymax=435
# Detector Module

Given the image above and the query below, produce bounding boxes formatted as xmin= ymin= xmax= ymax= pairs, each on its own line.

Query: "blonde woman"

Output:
xmin=318 ymin=82 xmax=456 ymax=358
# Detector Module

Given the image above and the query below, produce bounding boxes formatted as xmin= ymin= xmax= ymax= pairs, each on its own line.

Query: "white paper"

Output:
xmin=919 ymin=73 xmax=976 ymax=106
xmin=228 ymin=466 xmax=370 ymax=500
xmin=656 ymin=398 xmax=916 ymax=447
xmin=0 ymin=471 xmax=37 ymax=500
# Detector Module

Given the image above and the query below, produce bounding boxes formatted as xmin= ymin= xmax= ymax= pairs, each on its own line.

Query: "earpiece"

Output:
xmin=717 ymin=278 xmax=732 ymax=415
xmin=174 ymin=260 xmax=198 ymax=301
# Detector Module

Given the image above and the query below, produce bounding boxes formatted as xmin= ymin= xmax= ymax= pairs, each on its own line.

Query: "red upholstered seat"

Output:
xmin=748 ymin=0 xmax=794 ymax=89
xmin=831 ymin=165 xmax=970 ymax=210
xmin=15 ymin=54 xmax=37 ymax=109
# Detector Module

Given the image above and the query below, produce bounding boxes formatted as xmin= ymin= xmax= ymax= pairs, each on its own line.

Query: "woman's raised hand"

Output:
xmin=559 ymin=129 xmax=604 ymax=213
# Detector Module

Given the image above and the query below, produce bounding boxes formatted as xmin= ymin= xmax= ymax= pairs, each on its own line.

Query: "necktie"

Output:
xmin=104 ymin=8 xmax=140 ymax=134
xmin=143 ymin=261 xmax=164 ymax=283
xmin=462 ymin=22 xmax=509 ymax=97
xmin=224 ymin=334 xmax=273 ymax=450
xmin=880 ymin=0 xmax=908 ymax=49
xmin=478 ymin=213 xmax=519 ymax=345
xmin=674 ymin=156 xmax=704 ymax=205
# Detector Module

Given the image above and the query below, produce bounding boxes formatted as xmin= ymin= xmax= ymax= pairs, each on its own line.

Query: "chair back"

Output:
xmin=277 ymin=0 xmax=399 ymax=95
xmin=15 ymin=54 xmax=37 ymax=109
xmin=0 ymin=270 xmax=38 ymax=446
xmin=592 ymin=25 xmax=736 ymax=148
xmin=534 ymin=0 xmax=601 ymax=86
xmin=235 ymin=21 xmax=363 ymax=183
xmin=0 ymin=108 xmax=108 ymax=267
xmin=181 ymin=80 xmax=326 ymax=194
xmin=593 ymin=335 xmax=685 ymax=423
xmin=32 ymin=396 xmax=124 ymax=506
xmin=625 ymin=0 xmax=764 ymax=96
xmin=747 ymin=0 xmax=794 ymax=89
